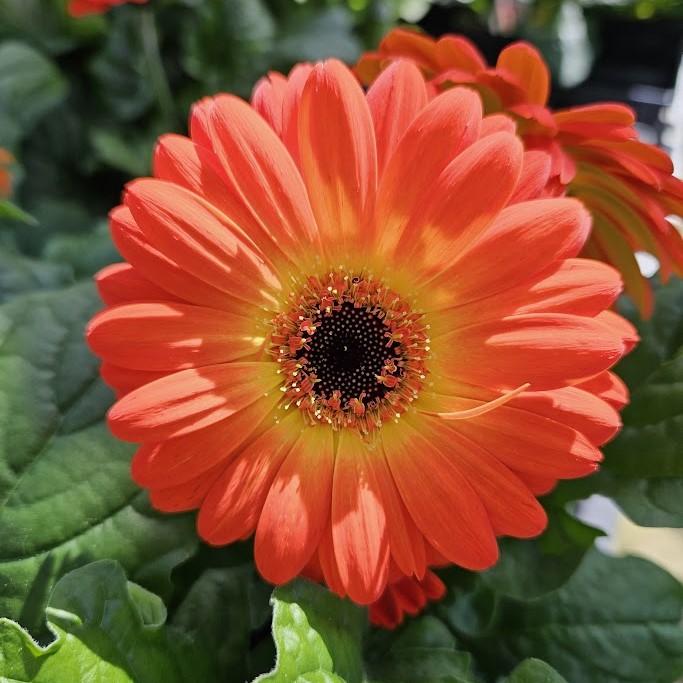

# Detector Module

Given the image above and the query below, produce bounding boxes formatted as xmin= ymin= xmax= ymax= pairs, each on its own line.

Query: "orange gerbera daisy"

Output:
xmin=357 ymin=28 xmax=683 ymax=317
xmin=87 ymin=59 xmax=633 ymax=612
xmin=68 ymin=0 xmax=147 ymax=17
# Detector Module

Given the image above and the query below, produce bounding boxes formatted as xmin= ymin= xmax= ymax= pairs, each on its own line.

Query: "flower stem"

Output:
xmin=140 ymin=7 xmax=176 ymax=129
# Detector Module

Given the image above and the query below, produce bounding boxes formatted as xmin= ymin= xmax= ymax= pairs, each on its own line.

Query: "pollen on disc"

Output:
xmin=302 ymin=301 xmax=402 ymax=405
xmin=268 ymin=271 xmax=430 ymax=433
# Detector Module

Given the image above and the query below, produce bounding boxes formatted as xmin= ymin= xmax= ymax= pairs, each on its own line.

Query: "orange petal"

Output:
xmin=189 ymin=94 xmax=320 ymax=255
xmin=435 ymin=34 xmax=486 ymax=73
xmin=378 ymin=28 xmax=440 ymax=72
xmin=424 ymin=417 xmax=548 ymax=538
xmin=197 ymin=416 xmax=300 ymax=544
xmin=255 ymin=425 xmax=335 ymax=585
xmin=331 ymin=430 xmax=391 ymax=604
xmin=439 ymin=258 xmax=623 ymax=328
xmin=251 ymin=71 xmax=288 ymax=136
xmin=436 ymin=313 xmax=625 ymax=391
xmin=131 ymin=393 xmax=280 ymax=488
xmin=366 ymin=446 xmax=427 ymax=579
xmin=383 ymin=420 xmax=498 ymax=570
xmin=554 ymin=103 xmax=636 ymax=127
xmin=367 ymin=60 xmax=428 ymax=176
xmin=394 ymin=131 xmax=523 ymax=278
xmin=124 ymin=180 xmax=281 ymax=310
xmin=508 ymin=385 xmax=622 ymax=446
xmin=108 ymin=362 xmax=280 ymax=442
xmin=428 ymin=198 xmax=591 ymax=310
xmin=596 ymin=309 xmax=639 ymax=353
xmin=453 ymin=404 xmax=603 ymax=478
xmin=279 ymin=63 xmax=314 ymax=164
xmin=298 ymin=59 xmax=377 ymax=254
xmin=100 ymin=362 xmax=166 ymax=397
xmin=148 ymin=461 xmax=225 ymax=513
xmin=318 ymin=524 xmax=346 ymax=597
xmin=496 ymin=42 xmax=550 ymax=106
xmin=510 ymin=150 xmax=552 ymax=203
xmin=153 ymin=134 xmax=295 ymax=267
xmin=110 ymin=206 xmax=238 ymax=312
xmin=374 ymin=87 xmax=482 ymax=256
xmin=513 ymin=472 xmax=557 ymax=496
xmin=95 ymin=263 xmax=180 ymax=306
xmin=574 ymin=371 xmax=629 ymax=410
xmin=87 ymin=302 xmax=263 ymax=371
xmin=481 ymin=113 xmax=517 ymax=136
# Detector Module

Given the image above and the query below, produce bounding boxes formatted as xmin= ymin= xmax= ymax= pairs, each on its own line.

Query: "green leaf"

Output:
xmin=479 ymin=509 xmax=602 ymax=600
xmin=365 ymin=616 xmax=474 ymax=683
xmin=506 ymin=658 xmax=568 ymax=683
xmin=601 ymin=277 xmax=683 ymax=525
xmin=0 ymin=560 xmax=214 ymax=682
xmin=0 ymin=41 xmax=67 ymax=138
xmin=0 ymin=199 xmax=37 ymax=225
xmin=0 ymin=283 xmax=197 ymax=637
xmin=551 ymin=278 xmax=683 ymax=525
xmin=0 ymin=247 xmax=73 ymax=302
xmin=254 ymin=579 xmax=365 ymax=683
xmin=171 ymin=565 xmax=258 ymax=683
xmin=605 ymin=353 xmax=683 ymax=479
xmin=614 ymin=276 xmax=683 ymax=389
xmin=473 ymin=549 xmax=683 ymax=683
xmin=610 ymin=476 xmax=683 ymax=526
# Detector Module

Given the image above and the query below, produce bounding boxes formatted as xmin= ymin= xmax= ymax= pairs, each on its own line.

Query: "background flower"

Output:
xmin=67 ymin=0 xmax=148 ymax=17
xmin=356 ymin=28 xmax=683 ymax=317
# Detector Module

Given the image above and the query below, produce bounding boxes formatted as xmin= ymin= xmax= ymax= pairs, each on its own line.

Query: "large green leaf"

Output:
xmin=505 ymin=658 xmax=568 ymax=683
xmin=479 ymin=508 xmax=602 ymax=600
xmin=615 ymin=276 xmax=683 ymax=389
xmin=0 ymin=560 xmax=214 ymax=682
xmin=254 ymin=580 xmax=365 ymax=683
xmin=254 ymin=583 xmax=484 ymax=683
xmin=0 ymin=283 xmax=197 ymax=636
xmin=549 ymin=277 xmax=683 ymax=525
xmin=467 ymin=549 xmax=683 ymax=683
xmin=171 ymin=564 xmax=264 ymax=683
xmin=365 ymin=616 xmax=474 ymax=683
xmin=609 ymin=476 xmax=683 ymax=526
xmin=601 ymin=277 xmax=683 ymax=525
xmin=0 ymin=41 xmax=67 ymax=140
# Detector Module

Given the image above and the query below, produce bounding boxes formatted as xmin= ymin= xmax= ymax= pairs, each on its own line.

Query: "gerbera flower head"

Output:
xmin=357 ymin=28 xmax=683 ymax=317
xmin=67 ymin=0 xmax=147 ymax=17
xmin=87 ymin=58 xmax=634 ymax=612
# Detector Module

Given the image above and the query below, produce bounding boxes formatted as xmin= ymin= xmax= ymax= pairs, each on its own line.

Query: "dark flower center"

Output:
xmin=268 ymin=269 xmax=429 ymax=433
xmin=298 ymin=301 xmax=402 ymax=406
